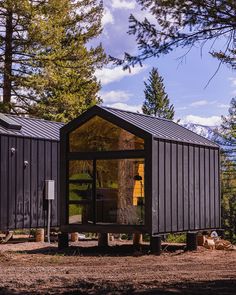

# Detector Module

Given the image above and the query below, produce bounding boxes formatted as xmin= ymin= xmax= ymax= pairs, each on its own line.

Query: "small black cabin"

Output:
xmin=0 ymin=114 xmax=63 ymax=231
xmin=60 ymin=106 xmax=220 ymax=236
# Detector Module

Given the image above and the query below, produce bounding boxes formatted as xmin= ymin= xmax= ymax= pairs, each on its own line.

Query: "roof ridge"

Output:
xmin=101 ymin=105 xmax=173 ymax=122
xmin=2 ymin=113 xmax=64 ymax=125
xmin=99 ymin=105 xmax=218 ymax=148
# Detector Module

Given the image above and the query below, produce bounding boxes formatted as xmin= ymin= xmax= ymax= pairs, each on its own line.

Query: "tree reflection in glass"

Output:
xmin=69 ymin=115 xmax=144 ymax=152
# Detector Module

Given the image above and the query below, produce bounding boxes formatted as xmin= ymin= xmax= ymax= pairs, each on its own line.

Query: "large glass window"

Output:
xmin=96 ymin=159 xmax=145 ymax=225
xmin=68 ymin=159 xmax=145 ymax=225
xmin=69 ymin=116 xmax=144 ymax=152
xmin=68 ymin=160 xmax=93 ymax=224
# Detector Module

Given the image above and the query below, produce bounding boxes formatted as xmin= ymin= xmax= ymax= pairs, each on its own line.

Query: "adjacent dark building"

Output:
xmin=60 ymin=105 xmax=220 ymax=236
xmin=0 ymin=114 xmax=63 ymax=231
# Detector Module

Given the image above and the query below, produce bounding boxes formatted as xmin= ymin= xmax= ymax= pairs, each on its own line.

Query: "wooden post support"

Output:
xmin=216 ymin=229 xmax=225 ymax=239
xmin=35 ymin=228 xmax=44 ymax=242
xmin=150 ymin=235 xmax=162 ymax=255
xmin=71 ymin=232 xmax=79 ymax=242
xmin=98 ymin=233 xmax=109 ymax=247
xmin=133 ymin=233 xmax=143 ymax=247
xmin=186 ymin=232 xmax=198 ymax=251
xmin=58 ymin=233 xmax=69 ymax=249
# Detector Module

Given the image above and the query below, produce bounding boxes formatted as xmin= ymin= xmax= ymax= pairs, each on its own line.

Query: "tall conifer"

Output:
xmin=0 ymin=0 xmax=106 ymax=121
xmin=220 ymin=97 xmax=236 ymax=242
xmin=142 ymin=68 xmax=174 ymax=120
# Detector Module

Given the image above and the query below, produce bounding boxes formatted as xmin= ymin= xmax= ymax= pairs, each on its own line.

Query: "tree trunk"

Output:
xmin=3 ymin=9 xmax=13 ymax=112
xmin=117 ymin=130 xmax=137 ymax=224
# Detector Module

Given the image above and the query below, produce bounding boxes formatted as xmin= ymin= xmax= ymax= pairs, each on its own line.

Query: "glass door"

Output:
xmin=68 ymin=158 xmax=145 ymax=225
xmin=68 ymin=160 xmax=94 ymax=224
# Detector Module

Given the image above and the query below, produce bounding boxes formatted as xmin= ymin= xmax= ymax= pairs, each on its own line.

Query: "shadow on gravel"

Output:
xmin=15 ymin=243 xmax=186 ymax=257
xmin=0 ymin=279 xmax=236 ymax=295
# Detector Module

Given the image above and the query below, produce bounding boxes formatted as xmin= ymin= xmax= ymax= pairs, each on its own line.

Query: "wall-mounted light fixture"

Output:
xmin=10 ymin=147 xmax=16 ymax=155
xmin=24 ymin=160 xmax=29 ymax=168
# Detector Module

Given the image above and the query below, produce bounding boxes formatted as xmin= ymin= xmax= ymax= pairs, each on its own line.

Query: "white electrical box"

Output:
xmin=45 ymin=180 xmax=55 ymax=200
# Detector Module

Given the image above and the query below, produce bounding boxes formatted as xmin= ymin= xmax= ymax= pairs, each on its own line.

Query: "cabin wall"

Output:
xmin=152 ymin=139 xmax=220 ymax=235
xmin=0 ymin=135 xmax=60 ymax=231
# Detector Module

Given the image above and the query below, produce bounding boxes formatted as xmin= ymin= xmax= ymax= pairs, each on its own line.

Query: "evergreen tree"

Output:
xmin=142 ymin=68 xmax=174 ymax=120
xmin=0 ymin=0 xmax=37 ymax=113
xmin=111 ymin=1 xmax=236 ymax=70
xmin=220 ymin=97 xmax=236 ymax=242
xmin=0 ymin=0 xmax=106 ymax=121
xmin=28 ymin=0 xmax=106 ymax=122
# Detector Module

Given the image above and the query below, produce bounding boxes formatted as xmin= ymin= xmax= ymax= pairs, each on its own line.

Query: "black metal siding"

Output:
xmin=152 ymin=138 xmax=220 ymax=234
xmin=0 ymin=135 xmax=60 ymax=230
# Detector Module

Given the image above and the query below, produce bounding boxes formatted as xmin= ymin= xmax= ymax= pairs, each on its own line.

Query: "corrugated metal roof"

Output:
xmin=101 ymin=106 xmax=218 ymax=147
xmin=0 ymin=113 xmax=64 ymax=140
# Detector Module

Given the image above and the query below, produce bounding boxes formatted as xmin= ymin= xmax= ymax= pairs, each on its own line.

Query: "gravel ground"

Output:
xmin=0 ymin=239 xmax=235 ymax=294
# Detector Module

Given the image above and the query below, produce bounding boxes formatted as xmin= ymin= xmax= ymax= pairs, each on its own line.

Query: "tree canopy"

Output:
xmin=111 ymin=0 xmax=236 ymax=70
xmin=0 ymin=0 xmax=106 ymax=122
xmin=220 ymin=97 xmax=236 ymax=242
xmin=142 ymin=68 xmax=174 ymax=119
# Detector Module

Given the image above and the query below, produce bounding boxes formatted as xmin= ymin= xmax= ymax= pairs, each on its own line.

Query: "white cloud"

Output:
xmin=190 ymin=100 xmax=208 ymax=107
xmin=101 ymin=90 xmax=132 ymax=103
xmin=229 ymin=77 xmax=236 ymax=95
xmin=176 ymin=106 xmax=188 ymax=111
xmin=102 ymin=7 xmax=114 ymax=27
xmin=217 ymin=103 xmax=229 ymax=109
xmin=110 ymin=0 xmax=136 ymax=9
xmin=95 ymin=65 xmax=146 ymax=85
xmin=229 ymin=77 xmax=236 ymax=87
xmin=182 ymin=115 xmax=221 ymax=126
xmin=105 ymin=102 xmax=142 ymax=113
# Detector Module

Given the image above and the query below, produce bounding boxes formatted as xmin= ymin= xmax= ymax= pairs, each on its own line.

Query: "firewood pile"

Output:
xmin=197 ymin=231 xmax=236 ymax=250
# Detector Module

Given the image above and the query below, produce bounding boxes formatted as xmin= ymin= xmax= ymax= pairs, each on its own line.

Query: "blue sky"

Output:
xmin=94 ymin=0 xmax=236 ymax=126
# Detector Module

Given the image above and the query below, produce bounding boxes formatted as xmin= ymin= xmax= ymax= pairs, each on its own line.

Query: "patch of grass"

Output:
xmin=166 ymin=233 xmax=186 ymax=243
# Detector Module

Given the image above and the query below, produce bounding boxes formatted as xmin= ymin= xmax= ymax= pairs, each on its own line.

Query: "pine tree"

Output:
xmin=220 ymin=97 xmax=236 ymax=242
xmin=0 ymin=0 xmax=106 ymax=121
xmin=111 ymin=1 xmax=236 ymax=70
xmin=28 ymin=0 xmax=106 ymax=122
xmin=0 ymin=0 xmax=37 ymax=113
xmin=142 ymin=68 xmax=174 ymax=120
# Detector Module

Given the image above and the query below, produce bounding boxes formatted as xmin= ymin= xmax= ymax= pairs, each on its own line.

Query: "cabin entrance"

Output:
xmin=68 ymin=158 xmax=145 ymax=226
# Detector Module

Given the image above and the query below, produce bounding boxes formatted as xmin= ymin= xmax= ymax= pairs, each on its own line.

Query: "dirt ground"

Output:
xmin=0 ymin=238 xmax=235 ymax=295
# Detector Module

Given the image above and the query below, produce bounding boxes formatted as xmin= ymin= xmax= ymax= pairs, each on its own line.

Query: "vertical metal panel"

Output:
xmin=199 ymin=147 xmax=205 ymax=229
xmin=8 ymin=136 xmax=16 ymax=229
xmin=0 ymin=136 xmax=8 ymax=230
xmin=165 ymin=142 xmax=172 ymax=232
xmin=158 ymin=140 xmax=165 ymax=232
xmin=57 ymin=143 xmax=61 ymax=224
xmin=60 ymin=131 xmax=68 ymax=227
xmin=45 ymin=141 xmax=51 ymax=224
xmin=51 ymin=142 xmax=58 ymax=226
xmin=204 ymin=148 xmax=210 ymax=228
xmin=165 ymin=142 xmax=171 ymax=232
xmin=37 ymin=140 xmax=45 ymax=227
xmin=209 ymin=149 xmax=215 ymax=227
xmin=16 ymin=137 xmax=24 ymax=228
xmin=194 ymin=146 xmax=200 ymax=229
xmin=171 ymin=143 xmax=177 ymax=232
xmin=23 ymin=139 xmax=31 ymax=228
xmin=30 ymin=139 xmax=38 ymax=228
xmin=183 ymin=145 xmax=189 ymax=230
xmin=151 ymin=139 xmax=159 ymax=234
xmin=144 ymin=137 xmax=153 ymax=232
xmin=189 ymin=145 xmax=194 ymax=229
xmin=177 ymin=144 xmax=183 ymax=231
xmin=215 ymin=149 xmax=220 ymax=228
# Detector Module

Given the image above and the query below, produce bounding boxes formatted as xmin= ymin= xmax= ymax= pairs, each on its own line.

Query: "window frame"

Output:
xmin=67 ymin=153 xmax=146 ymax=226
